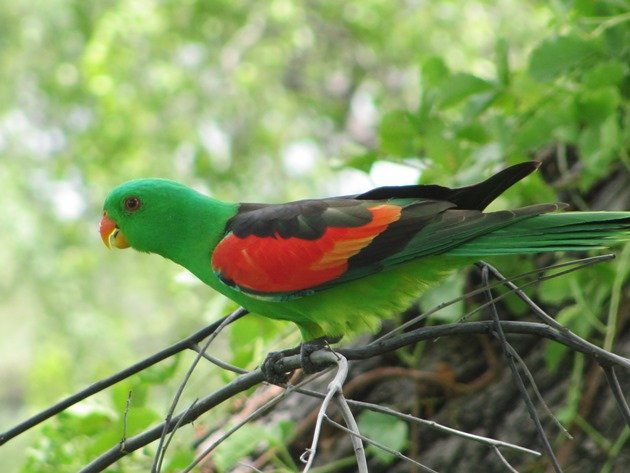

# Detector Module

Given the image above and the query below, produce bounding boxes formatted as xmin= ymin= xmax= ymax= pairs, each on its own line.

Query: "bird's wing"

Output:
xmin=210 ymin=194 xmax=560 ymax=300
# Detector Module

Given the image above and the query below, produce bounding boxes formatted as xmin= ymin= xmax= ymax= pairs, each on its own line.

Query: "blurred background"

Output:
xmin=1 ymin=0 xmax=629 ymax=471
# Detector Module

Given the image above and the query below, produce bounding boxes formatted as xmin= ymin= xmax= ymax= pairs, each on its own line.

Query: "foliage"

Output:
xmin=0 ymin=0 xmax=628 ymax=471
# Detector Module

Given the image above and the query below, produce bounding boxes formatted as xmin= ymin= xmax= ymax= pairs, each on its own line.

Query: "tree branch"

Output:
xmin=0 ymin=308 xmax=248 ymax=447
xmin=77 ymin=319 xmax=630 ymax=471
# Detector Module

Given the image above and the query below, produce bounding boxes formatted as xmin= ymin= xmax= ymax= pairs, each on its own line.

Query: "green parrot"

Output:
xmin=100 ymin=162 xmax=630 ymax=375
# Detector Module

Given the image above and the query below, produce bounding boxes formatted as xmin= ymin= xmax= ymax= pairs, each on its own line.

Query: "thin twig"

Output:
xmin=483 ymin=259 xmax=630 ymax=428
xmin=335 ymin=390 xmax=368 ymax=472
xmin=159 ymin=399 xmax=199 ymax=463
xmin=354 ymin=322 xmax=630 ymax=370
xmin=602 ymin=366 xmax=630 ymax=427
xmin=340 ymin=400 xmax=541 ymax=457
xmin=604 ymin=243 xmax=630 ymax=351
xmin=78 ymin=369 xmax=264 ymax=473
xmin=480 ymin=264 xmax=562 ymax=473
xmin=78 ymin=318 xmax=628 ymax=471
xmin=119 ymin=391 xmax=132 ymax=453
xmin=182 ymin=384 xmax=301 ymax=473
xmin=324 ymin=415 xmax=438 ymax=473
xmin=302 ymin=350 xmax=348 ymax=472
xmin=191 ymin=346 xmax=248 ymax=374
xmin=153 ymin=307 xmax=247 ymax=472
xmin=480 ymin=260 xmax=571 ymax=332
xmin=377 ymin=254 xmax=613 ymax=341
xmin=0 ymin=308 xmax=249 ymax=447
xmin=492 ymin=445 xmax=520 ymax=473
xmin=505 ymin=344 xmax=571 ymax=439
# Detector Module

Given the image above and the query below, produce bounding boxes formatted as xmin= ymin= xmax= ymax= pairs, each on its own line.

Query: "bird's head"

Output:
xmin=100 ymin=178 xmax=204 ymax=255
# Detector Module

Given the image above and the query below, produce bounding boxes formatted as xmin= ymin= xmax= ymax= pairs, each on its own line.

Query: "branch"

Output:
xmin=602 ymin=366 xmax=630 ymax=427
xmin=480 ymin=263 xmax=562 ymax=473
xmin=153 ymin=308 xmax=246 ymax=472
xmin=377 ymin=254 xmax=614 ymax=342
xmin=78 ymin=319 xmax=630 ymax=471
xmin=324 ymin=415 xmax=438 ymax=473
xmin=0 ymin=307 xmax=248 ymax=446
xmin=334 ymin=395 xmax=367 ymax=473
xmin=79 ymin=369 xmax=263 ymax=473
xmin=344 ymin=321 xmax=630 ymax=370
xmin=341 ymin=400 xmax=540 ymax=457
xmin=302 ymin=351 xmax=358 ymax=471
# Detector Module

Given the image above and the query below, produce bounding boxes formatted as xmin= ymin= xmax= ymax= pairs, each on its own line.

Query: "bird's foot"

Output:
xmin=261 ymin=345 xmax=301 ymax=385
xmin=261 ymin=336 xmax=342 ymax=384
xmin=300 ymin=335 xmax=342 ymax=374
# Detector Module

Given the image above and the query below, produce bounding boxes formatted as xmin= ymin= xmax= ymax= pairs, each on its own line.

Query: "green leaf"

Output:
xmin=166 ymin=449 xmax=196 ymax=470
xmin=421 ymin=56 xmax=450 ymax=88
xmin=538 ymin=271 xmax=573 ymax=305
xmin=578 ymin=115 xmax=620 ymax=189
xmin=528 ymin=35 xmax=599 ymax=82
xmin=420 ymin=272 xmax=465 ymax=322
xmin=514 ymin=98 xmax=577 ymax=151
xmin=213 ymin=425 xmax=277 ymax=471
xmin=230 ymin=314 xmax=289 ymax=369
xmin=123 ymin=406 xmax=161 ymax=436
xmin=582 ymin=60 xmax=627 ymax=88
xmin=111 ymin=379 xmax=150 ymax=410
xmin=344 ymin=151 xmax=378 ymax=173
xmin=138 ymin=354 xmax=181 ymax=384
xmin=495 ymin=38 xmax=510 ymax=87
xmin=357 ymin=410 xmax=408 ymax=465
xmin=576 ymin=86 xmax=620 ymax=127
xmin=436 ymin=73 xmax=495 ymax=108
xmin=378 ymin=110 xmax=418 ymax=157
xmin=545 ymin=304 xmax=593 ymax=372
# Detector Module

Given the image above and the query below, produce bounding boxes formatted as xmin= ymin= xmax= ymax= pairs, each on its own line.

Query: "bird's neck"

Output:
xmin=159 ymin=196 xmax=238 ymax=279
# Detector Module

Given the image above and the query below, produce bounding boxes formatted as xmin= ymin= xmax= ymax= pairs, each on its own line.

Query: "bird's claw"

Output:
xmin=261 ymin=347 xmax=299 ymax=384
xmin=300 ymin=336 xmax=342 ymax=374
xmin=261 ymin=336 xmax=342 ymax=383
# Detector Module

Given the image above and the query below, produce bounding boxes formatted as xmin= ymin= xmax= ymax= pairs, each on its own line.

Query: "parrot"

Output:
xmin=100 ymin=162 xmax=630 ymax=378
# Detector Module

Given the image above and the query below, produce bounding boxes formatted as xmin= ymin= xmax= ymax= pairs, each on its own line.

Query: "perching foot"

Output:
xmin=300 ymin=335 xmax=342 ymax=374
xmin=261 ymin=345 xmax=300 ymax=384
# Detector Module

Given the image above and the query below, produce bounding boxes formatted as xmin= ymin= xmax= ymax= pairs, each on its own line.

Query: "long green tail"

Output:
xmin=448 ymin=212 xmax=630 ymax=256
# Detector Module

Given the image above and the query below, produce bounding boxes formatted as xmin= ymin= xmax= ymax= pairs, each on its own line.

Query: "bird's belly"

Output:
xmin=237 ymin=256 xmax=468 ymax=340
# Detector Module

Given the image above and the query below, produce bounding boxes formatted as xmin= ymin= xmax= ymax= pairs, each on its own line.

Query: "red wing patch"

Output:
xmin=211 ymin=204 xmax=401 ymax=293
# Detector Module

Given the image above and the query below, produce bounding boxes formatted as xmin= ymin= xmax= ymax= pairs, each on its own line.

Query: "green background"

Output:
xmin=1 ymin=0 xmax=629 ymax=471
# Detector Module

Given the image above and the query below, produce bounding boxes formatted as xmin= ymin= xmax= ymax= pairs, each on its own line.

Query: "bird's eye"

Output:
xmin=124 ymin=196 xmax=141 ymax=212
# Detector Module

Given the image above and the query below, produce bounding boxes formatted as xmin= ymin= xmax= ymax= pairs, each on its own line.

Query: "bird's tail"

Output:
xmin=448 ymin=212 xmax=630 ymax=256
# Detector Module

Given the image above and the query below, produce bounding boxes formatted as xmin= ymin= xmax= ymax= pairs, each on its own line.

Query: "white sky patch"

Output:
xmin=369 ymin=160 xmax=421 ymax=187
xmin=334 ymin=160 xmax=423 ymax=196
xmin=51 ymin=181 xmax=86 ymax=221
xmin=282 ymin=140 xmax=319 ymax=177
xmin=174 ymin=270 xmax=201 ymax=286
xmin=334 ymin=169 xmax=373 ymax=196
xmin=198 ymin=120 xmax=231 ymax=172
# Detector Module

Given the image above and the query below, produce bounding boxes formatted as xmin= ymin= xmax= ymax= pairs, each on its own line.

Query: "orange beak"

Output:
xmin=99 ymin=212 xmax=130 ymax=249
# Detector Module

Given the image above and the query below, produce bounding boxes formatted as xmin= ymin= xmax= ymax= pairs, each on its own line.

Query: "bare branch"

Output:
xmin=76 ymin=317 xmax=629 ymax=472
xmin=153 ymin=307 xmax=246 ymax=472
xmin=505 ymin=344 xmax=572 ymax=439
xmin=602 ymin=366 xmax=630 ymax=427
xmin=480 ymin=263 xmax=562 ymax=473
xmin=0 ymin=307 xmax=248 ymax=447
xmin=335 ymin=391 xmax=367 ymax=473
xmin=377 ymin=254 xmax=614 ymax=341
xmin=492 ymin=445 xmax=520 ymax=473
xmin=303 ymin=350 xmax=350 ymax=472
xmin=324 ymin=415 xmax=438 ymax=473
xmin=341 ymin=400 xmax=541 ymax=457
xmin=182 ymin=385 xmax=292 ymax=472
